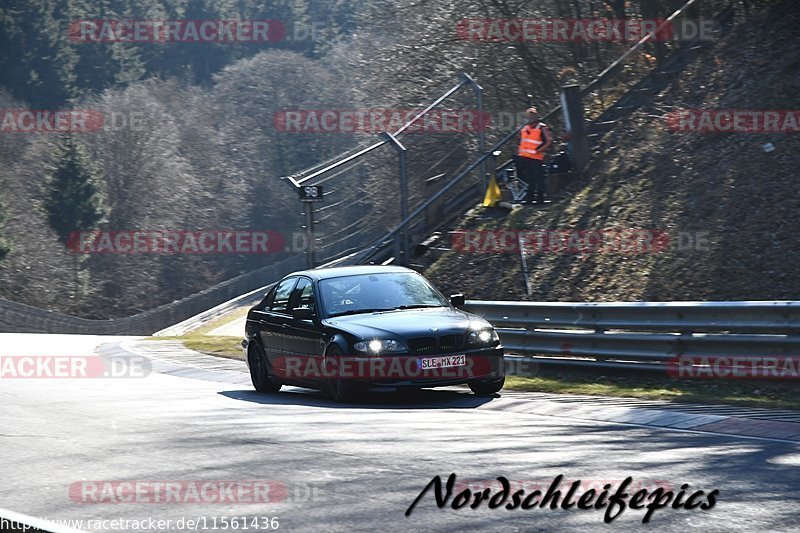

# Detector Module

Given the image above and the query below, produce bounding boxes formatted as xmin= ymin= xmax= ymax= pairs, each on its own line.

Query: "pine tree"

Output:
xmin=44 ymin=135 xmax=106 ymax=299
xmin=44 ymin=135 xmax=106 ymax=243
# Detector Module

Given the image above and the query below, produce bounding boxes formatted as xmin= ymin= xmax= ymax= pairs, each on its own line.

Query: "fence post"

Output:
xmin=304 ymin=206 xmax=316 ymax=269
xmin=463 ymin=73 xmax=487 ymax=191
xmin=393 ymin=233 xmax=402 ymax=264
xmin=560 ymin=85 xmax=591 ymax=173
xmin=382 ymin=132 xmax=409 ymax=265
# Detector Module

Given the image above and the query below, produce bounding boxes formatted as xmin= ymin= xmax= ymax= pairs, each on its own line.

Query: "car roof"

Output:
xmin=285 ymin=264 xmax=417 ymax=281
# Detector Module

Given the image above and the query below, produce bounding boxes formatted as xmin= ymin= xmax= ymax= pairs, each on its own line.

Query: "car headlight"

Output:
xmin=467 ymin=328 xmax=500 ymax=345
xmin=354 ymin=339 xmax=406 ymax=354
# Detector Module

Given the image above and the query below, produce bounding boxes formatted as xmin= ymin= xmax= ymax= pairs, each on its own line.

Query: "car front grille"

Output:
xmin=407 ymin=337 xmax=436 ymax=354
xmin=438 ymin=334 xmax=464 ymax=352
xmin=407 ymin=334 xmax=465 ymax=355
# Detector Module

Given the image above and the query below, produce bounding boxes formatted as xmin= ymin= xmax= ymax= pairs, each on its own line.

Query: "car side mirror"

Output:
xmin=291 ymin=307 xmax=314 ymax=321
xmin=450 ymin=294 xmax=465 ymax=308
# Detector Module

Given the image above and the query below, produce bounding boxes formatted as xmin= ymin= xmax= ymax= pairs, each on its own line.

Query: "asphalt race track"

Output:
xmin=1 ymin=334 xmax=799 ymax=532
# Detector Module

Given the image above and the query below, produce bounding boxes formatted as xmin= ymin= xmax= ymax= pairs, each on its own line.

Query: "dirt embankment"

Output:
xmin=427 ymin=1 xmax=800 ymax=302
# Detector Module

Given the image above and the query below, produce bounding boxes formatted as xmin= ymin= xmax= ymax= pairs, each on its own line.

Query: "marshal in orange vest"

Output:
xmin=518 ymin=123 xmax=547 ymax=160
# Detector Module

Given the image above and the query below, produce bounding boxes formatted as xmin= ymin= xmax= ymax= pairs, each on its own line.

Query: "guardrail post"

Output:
xmin=381 ymin=132 xmax=409 ymax=266
xmin=560 ymin=85 xmax=591 ymax=173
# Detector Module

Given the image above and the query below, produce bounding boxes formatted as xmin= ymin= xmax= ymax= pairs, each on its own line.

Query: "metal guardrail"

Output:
xmin=284 ymin=74 xmax=480 ymax=189
xmin=282 ymin=73 xmax=487 ymax=268
xmin=153 ymin=247 xmax=362 ymax=336
xmin=0 ymin=255 xmax=305 ymax=335
xmin=581 ymin=0 xmax=704 ymax=98
xmin=463 ymin=300 xmax=800 ymax=376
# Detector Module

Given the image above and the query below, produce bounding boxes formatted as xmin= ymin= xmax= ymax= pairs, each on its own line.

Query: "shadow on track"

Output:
xmin=219 ymin=386 xmax=499 ymax=410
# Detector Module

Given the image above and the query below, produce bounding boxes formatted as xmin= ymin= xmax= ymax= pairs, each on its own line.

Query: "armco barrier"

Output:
xmin=0 ymin=247 xmax=363 ymax=336
xmin=0 ymin=255 xmax=304 ymax=335
xmin=463 ymin=300 xmax=800 ymax=375
xmin=152 ymin=246 xmax=364 ymax=336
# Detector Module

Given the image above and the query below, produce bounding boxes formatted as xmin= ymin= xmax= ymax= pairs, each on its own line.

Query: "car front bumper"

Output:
xmin=336 ymin=346 xmax=505 ymax=389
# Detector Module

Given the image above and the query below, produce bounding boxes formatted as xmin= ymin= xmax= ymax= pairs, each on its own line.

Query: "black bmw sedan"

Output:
xmin=243 ymin=265 xmax=504 ymax=401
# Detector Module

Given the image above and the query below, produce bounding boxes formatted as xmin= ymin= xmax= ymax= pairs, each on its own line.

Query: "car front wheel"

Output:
xmin=248 ymin=344 xmax=282 ymax=393
xmin=326 ymin=345 xmax=362 ymax=402
xmin=469 ymin=376 xmax=505 ymax=396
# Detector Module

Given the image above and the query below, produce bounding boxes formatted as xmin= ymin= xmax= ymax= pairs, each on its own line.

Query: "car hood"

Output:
xmin=323 ymin=307 xmax=491 ymax=339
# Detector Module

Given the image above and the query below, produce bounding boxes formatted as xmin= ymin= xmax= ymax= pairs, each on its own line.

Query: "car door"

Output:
xmin=283 ymin=277 xmax=327 ymax=385
xmin=256 ymin=276 xmax=297 ymax=376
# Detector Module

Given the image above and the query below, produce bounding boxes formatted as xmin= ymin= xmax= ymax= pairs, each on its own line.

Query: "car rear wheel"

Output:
xmin=326 ymin=345 xmax=362 ymax=402
xmin=469 ymin=377 xmax=505 ymax=396
xmin=248 ymin=344 xmax=282 ymax=393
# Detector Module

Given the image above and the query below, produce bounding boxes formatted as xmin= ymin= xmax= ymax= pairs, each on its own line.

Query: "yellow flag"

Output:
xmin=482 ymin=174 xmax=502 ymax=207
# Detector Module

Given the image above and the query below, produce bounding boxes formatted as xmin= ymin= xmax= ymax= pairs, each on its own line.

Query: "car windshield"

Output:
xmin=320 ymin=272 xmax=450 ymax=317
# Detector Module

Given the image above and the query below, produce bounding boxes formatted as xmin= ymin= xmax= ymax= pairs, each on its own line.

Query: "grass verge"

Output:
xmin=181 ymin=335 xmax=244 ymax=361
xmin=506 ymin=373 xmax=800 ymax=410
xmin=146 ymin=307 xmax=247 ymax=361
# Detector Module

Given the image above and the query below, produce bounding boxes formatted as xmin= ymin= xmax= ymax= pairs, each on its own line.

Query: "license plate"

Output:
xmin=418 ymin=354 xmax=466 ymax=369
